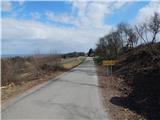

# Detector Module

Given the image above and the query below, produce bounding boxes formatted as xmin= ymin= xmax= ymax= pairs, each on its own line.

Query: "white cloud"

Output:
xmin=1 ymin=1 xmax=12 ymax=12
xmin=46 ymin=1 xmax=128 ymax=29
xmin=2 ymin=18 xmax=108 ymax=54
xmin=132 ymin=1 xmax=160 ymax=43
xmin=45 ymin=11 xmax=76 ymax=25
xmin=30 ymin=12 xmax=41 ymax=20
xmin=135 ymin=1 xmax=160 ymax=25
xmin=1 ymin=1 xmax=132 ymax=54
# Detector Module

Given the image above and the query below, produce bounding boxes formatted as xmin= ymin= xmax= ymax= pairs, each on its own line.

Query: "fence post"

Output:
xmin=107 ymin=65 xmax=109 ymax=76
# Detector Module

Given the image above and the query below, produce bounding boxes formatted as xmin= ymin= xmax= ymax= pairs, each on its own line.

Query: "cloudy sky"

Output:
xmin=1 ymin=0 xmax=160 ymax=55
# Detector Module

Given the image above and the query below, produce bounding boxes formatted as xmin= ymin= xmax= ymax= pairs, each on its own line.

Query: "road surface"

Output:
xmin=2 ymin=57 xmax=108 ymax=120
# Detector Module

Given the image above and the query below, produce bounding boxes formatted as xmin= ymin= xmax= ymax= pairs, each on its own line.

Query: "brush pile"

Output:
xmin=115 ymin=42 xmax=160 ymax=119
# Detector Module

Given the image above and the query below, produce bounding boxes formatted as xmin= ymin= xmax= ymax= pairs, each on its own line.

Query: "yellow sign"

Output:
xmin=103 ymin=60 xmax=116 ymax=66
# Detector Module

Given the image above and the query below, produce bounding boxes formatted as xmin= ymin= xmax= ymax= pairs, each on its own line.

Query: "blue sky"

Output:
xmin=1 ymin=0 xmax=160 ymax=55
xmin=105 ymin=1 xmax=149 ymax=25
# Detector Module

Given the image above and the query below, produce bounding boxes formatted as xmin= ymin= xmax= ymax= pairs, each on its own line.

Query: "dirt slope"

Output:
xmin=115 ymin=42 xmax=160 ymax=120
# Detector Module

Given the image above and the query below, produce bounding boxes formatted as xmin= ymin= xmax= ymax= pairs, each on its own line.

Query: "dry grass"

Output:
xmin=63 ymin=57 xmax=85 ymax=69
xmin=1 ymin=71 xmax=62 ymax=103
xmin=1 ymin=56 xmax=85 ymax=103
xmin=1 ymin=55 xmax=62 ymax=86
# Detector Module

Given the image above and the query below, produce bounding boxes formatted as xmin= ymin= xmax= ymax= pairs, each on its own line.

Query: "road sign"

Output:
xmin=102 ymin=60 xmax=116 ymax=76
xmin=102 ymin=60 xmax=116 ymax=66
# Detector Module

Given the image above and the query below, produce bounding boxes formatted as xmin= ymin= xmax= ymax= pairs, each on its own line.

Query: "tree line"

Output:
xmin=95 ymin=12 xmax=160 ymax=59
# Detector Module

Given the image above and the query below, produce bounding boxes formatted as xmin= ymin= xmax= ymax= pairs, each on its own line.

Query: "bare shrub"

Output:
xmin=1 ymin=54 xmax=62 ymax=86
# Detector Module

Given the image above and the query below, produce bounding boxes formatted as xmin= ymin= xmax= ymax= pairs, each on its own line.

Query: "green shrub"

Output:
xmin=93 ymin=56 xmax=105 ymax=64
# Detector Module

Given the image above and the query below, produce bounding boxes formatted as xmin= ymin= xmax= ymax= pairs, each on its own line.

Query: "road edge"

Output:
xmin=1 ymin=59 xmax=86 ymax=111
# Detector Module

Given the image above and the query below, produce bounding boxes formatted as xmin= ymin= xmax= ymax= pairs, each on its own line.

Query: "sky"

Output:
xmin=1 ymin=0 xmax=160 ymax=55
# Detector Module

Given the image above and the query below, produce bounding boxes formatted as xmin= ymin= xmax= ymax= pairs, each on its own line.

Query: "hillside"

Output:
xmin=115 ymin=42 xmax=160 ymax=119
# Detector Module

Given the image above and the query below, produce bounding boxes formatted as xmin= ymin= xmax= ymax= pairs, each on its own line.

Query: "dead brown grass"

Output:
xmin=1 ymin=56 xmax=85 ymax=103
xmin=1 ymin=71 xmax=62 ymax=103
xmin=1 ymin=55 xmax=62 ymax=86
xmin=63 ymin=57 xmax=85 ymax=69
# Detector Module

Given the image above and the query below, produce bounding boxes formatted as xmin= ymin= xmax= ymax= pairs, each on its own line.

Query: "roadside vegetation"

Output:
xmin=1 ymin=52 xmax=85 ymax=102
xmin=94 ymin=12 xmax=160 ymax=120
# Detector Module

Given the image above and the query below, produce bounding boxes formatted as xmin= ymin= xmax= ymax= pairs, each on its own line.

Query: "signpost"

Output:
xmin=102 ymin=60 xmax=116 ymax=76
xmin=102 ymin=60 xmax=116 ymax=66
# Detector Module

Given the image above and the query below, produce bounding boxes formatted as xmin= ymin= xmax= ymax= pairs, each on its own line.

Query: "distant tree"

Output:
xmin=105 ymin=31 xmax=122 ymax=58
xmin=95 ymin=31 xmax=123 ymax=59
xmin=94 ymin=12 xmax=160 ymax=60
xmin=127 ymin=29 xmax=139 ymax=47
xmin=95 ymin=37 xmax=107 ymax=57
xmin=88 ymin=48 xmax=94 ymax=57
xmin=117 ymin=22 xmax=131 ymax=47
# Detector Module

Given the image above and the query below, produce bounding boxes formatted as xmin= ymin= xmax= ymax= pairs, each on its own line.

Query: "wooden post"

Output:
xmin=111 ymin=65 xmax=112 ymax=75
xmin=107 ymin=65 xmax=109 ymax=76
xmin=102 ymin=60 xmax=116 ymax=77
xmin=111 ymin=65 xmax=112 ymax=80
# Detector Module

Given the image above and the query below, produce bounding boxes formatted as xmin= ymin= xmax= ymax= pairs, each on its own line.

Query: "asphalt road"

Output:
xmin=2 ymin=57 xmax=108 ymax=120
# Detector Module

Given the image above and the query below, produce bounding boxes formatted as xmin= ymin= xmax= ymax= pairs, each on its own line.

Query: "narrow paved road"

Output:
xmin=2 ymin=57 xmax=107 ymax=120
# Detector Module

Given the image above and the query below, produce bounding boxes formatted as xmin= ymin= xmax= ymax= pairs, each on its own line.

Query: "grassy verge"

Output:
xmin=63 ymin=57 xmax=86 ymax=69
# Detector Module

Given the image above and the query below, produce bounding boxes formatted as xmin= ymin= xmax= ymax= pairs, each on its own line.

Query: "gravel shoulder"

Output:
xmin=97 ymin=65 xmax=144 ymax=120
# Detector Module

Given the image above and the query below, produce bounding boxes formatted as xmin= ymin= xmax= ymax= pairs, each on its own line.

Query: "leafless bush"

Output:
xmin=1 ymin=58 xmax=22 ymax=85
xmin=1 ymin=54 xmax=62 ymax=86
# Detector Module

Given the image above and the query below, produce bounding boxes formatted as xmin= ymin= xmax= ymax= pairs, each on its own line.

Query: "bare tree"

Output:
xmin=135 ymin=12 xmax=160 ymax=44
xmin=117 ymin=22 xmax=137 ymax=47
xmin=117 ymin=22 xmax=129 ymax=47
xmin=135 ymin=24 xmax=149 ymax=44
xmin=148 ymin=12 xmax=160 ymax=43
xmin=111 ymin=31 xmax=123 ymax=57
xmin=95 ymin=37 xmax=106 ymax=57
xmin=127 ymin=29 xmax=139 ymax=47
xmin=95 ymin=29 xmax=124 ymax=58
